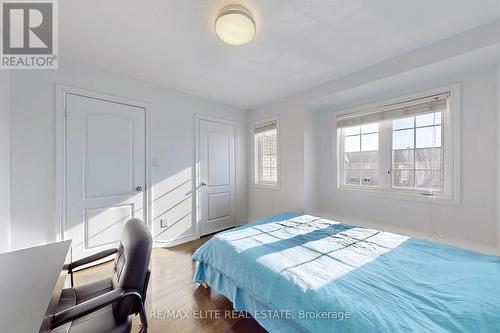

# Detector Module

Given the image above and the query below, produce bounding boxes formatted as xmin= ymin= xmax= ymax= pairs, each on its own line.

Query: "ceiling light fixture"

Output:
xmin=215 ymin=5 xmax=256 ymax=46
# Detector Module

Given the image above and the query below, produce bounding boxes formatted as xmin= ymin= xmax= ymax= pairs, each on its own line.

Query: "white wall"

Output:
xmin=303 ymin=110 xmax=318 ymax=213
xmin=497 ymin=61 xmax=500 ymax=252
xmin=247 ymin=101 xmax=307 ymax=220
xmin=0 ymin=72 xmax=10 ymax=252
xmin=9 ymin=57 xmax=248 ymax=250
xmin=317 ymin=66 xmax=498 ymax=253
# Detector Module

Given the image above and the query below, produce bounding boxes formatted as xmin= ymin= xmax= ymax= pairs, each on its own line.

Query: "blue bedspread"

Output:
xmin=192 ymin=213 xmax=500 ymax=332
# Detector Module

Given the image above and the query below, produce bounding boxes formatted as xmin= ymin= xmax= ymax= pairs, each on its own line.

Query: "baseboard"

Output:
xmin=235 ymin=219 xmax=248 ymax=226
xmin=200 ymin=220 xmax=246 ymax=237
xmin=152 ymin=219 xmax=249 ymax=248
xmin=153 ymin=233 xmax=199 ymax=248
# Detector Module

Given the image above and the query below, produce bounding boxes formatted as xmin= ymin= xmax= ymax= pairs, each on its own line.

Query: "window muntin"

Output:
xmin=254 ymin=120 xmax=278 ymax=187
xmin=338 ymin=92 xmax=452 ymax=198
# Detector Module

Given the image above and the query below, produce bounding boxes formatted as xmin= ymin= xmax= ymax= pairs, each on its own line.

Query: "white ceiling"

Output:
xmin=60 ymin=0 xmax=500 ymax=109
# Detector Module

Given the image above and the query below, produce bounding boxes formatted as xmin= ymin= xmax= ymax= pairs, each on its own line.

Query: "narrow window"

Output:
xmin=254 ymin=120 xmax=279 ymax=187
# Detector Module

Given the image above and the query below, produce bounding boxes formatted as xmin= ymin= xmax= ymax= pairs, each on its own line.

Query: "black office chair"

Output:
xmin=50 ymin=218 xmax=152 ymax=333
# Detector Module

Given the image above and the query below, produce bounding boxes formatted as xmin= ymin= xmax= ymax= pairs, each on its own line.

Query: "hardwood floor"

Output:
xmin=72 ymin=235 xmax=268 ymax=333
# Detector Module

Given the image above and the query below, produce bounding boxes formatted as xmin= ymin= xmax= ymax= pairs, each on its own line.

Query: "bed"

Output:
xmin=192 ymin=212 xmax=500 ymax=332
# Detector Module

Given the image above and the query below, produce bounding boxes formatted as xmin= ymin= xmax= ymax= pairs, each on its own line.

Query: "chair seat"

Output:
xmin=51 ymin=306 xmax=132 ymax=333
xmin=52 ymin=278 xmax=131 ymax=333
xmin=74 ymin=278 xmax=114 ymax=304
xmin=55 ymin=278 xmax=113 ymax=313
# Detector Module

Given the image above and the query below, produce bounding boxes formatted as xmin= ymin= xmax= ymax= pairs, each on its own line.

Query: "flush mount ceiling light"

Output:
xmin=215 ymin=5 xmax=256 ymax=46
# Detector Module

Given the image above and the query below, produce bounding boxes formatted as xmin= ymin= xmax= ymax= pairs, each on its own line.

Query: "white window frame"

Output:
xmin=252 ymin=116 xmax=280 ymax=190
xmin=335 ymin=84 xmax=461 ymax=205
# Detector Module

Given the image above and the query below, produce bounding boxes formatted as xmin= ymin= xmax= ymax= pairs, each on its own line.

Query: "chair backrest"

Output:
xmin=111 ymin=218 xmax=152 ymax=321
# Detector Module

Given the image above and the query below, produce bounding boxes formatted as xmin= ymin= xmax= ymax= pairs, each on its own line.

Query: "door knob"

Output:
xmin=200 ymin=182 xmax=207 ymax=187
xmin=136 ymin=186 xmax=143 ymax=192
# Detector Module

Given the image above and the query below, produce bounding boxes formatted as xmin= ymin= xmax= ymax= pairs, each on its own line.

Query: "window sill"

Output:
xmin=337 ymin=185 xmax=459 ymax=206
xmin=253 ymin=183 xmax=280 ymax=191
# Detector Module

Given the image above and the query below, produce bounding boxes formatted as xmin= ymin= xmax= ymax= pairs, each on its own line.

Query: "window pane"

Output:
xmin=270 ymin=156 xmax=277 ymax=167
xmin=361 ymin=169 xmax=379 ymax=186
xmin=344 ymin=126 xmax=360 ymax=136
xmin=393 ymin=117 xmax=414 ymax=130
xmin=393 ymin=129 xmax=414 ymax=149
xmin=415 ymin=148 xmax=442 ymax=170
xmin=416 ymin=112 xmax=441 ymax=127
xmin=393 ymin=149 xmax=414 ymax=170
xmin=344 ymin=152 xmax=361 ymax=169
xmin=345 ymin=135 xmax=360 ymax=152
xmin=262 ymin=155 xmax=271 ymax=167
xmin=342 ymin=123 xmax=379 ymax=188
xmin=415 ymin=170 xmax=442 ymax=191
xmin=344 ymin=169 xmax=361 ymax=186
xmin=416 ymin=126 xmax=441 ymax=148
xmin=361 ymin=151 xmax=378 ymax=170
xmin=393 ymin=170 xmax=415 ymax=188
xmin=256 ymin=127 xmax=278 ymax=184
xmin=361 ymin=133 xmax=378 ymax=151
xmin=361 ymin=123 xmax=378 ymax=134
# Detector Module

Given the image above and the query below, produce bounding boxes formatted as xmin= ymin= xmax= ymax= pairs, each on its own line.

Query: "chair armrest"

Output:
xmin=50 ymin=288 xmax=148 ymax=330
xmin=66 ymin=248 xmax=118 ymax=271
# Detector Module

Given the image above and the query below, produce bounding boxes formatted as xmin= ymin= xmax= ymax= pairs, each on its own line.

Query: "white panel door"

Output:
xmin=65 ymin=94 xmax=146 ymax=261
xmin=199 ymin=119 xmax=236 ymax=235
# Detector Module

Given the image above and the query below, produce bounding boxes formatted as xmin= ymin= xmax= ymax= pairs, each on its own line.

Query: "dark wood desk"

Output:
xmin=0 ymin=241 xmax=71 ymax=333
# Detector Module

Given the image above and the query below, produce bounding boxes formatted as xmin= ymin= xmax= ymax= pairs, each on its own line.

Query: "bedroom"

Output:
xmin=0 ymin=0 xmax=499 ymax=332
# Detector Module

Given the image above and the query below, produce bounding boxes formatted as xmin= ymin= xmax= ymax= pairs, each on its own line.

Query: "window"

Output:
xmin=337 ymin=88 xmax=459 ymax=202
xmin=254 ymin=119 xmax=279 ymax=187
